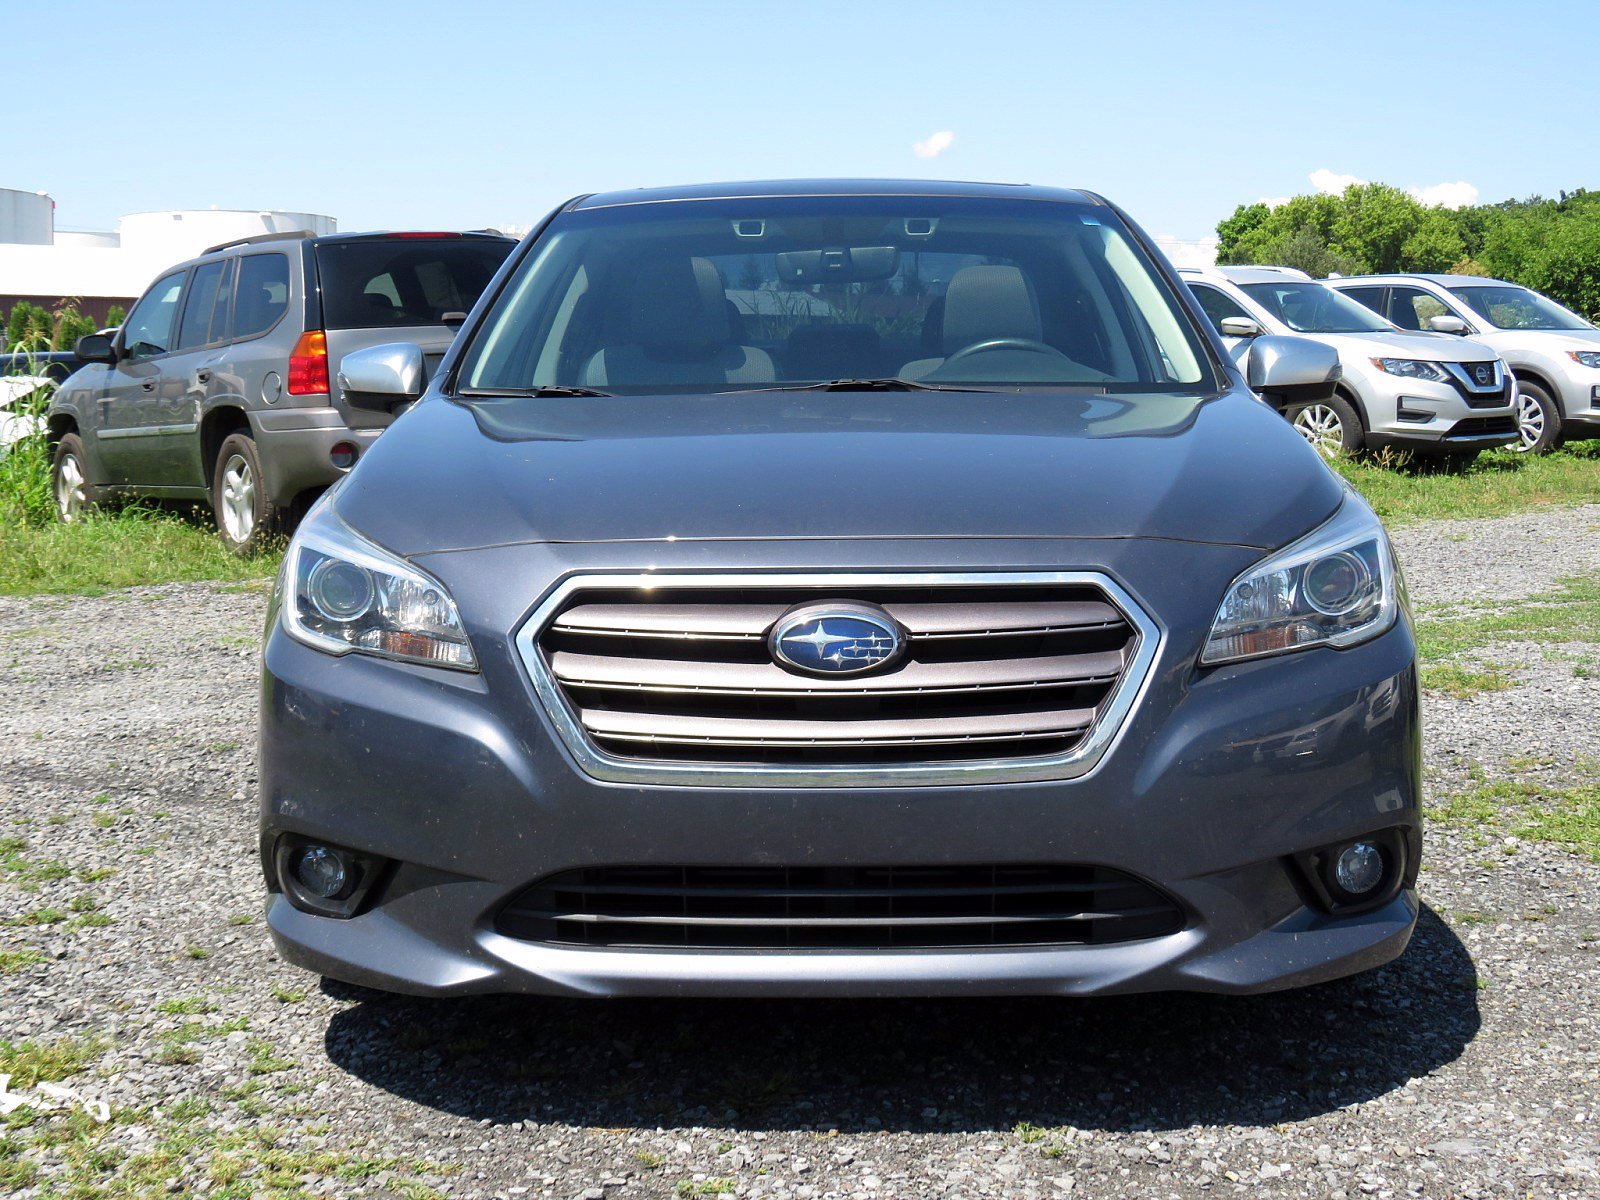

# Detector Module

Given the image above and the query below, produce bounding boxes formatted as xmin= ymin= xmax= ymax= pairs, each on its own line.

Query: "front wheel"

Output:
xmin=1513 ymin=382 xmax=1561 ymax=454
xmin=1286 ymin=396 xmax=1364 ymax=459
xmin=51 ymin=432 xmax=96 ymax=522
xmin=212 ymin=432 xmax=282 ymax=555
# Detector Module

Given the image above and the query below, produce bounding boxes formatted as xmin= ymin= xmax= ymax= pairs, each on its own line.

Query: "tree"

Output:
xmin=5 ymin=303 xmax=31 ymax=350
xmin=104 ymin=304 xmax=126 ymax=329
xmin=52 ymin=308 xmax=96 ymax=351
xmin=1215 ymin=203 xmax=1271 ymax=263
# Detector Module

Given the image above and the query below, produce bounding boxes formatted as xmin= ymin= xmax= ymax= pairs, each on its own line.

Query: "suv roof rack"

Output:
xmin=202 ymin=229 xmax=318 ymax=256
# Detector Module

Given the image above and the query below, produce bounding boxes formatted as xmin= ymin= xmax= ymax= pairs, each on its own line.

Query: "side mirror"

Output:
xmin=1218 ymin=316 xmax=1264 ymax=339
xmin=337 ymin=342 xmax=424 ymax=413
xmin=1246 ymin=335 xmax=1342 ymax=406
xmin=75 ymin=333 xmax=116 ymax=364
xmin=1427 ymin=314 xmax=1469 ymax=335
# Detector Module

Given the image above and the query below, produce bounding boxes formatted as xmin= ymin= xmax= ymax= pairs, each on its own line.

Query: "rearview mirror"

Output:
xmin=1218 ymin=317 xmax=1264 ymax=339
xmin=337 ymin=342 xmax=424 ymax=412
xmin=1246 ymin=335 xmax=1341 ymax=406
xmin=1427 ymin=314 xmax=1469 ymax=335
xmin=75 ymin=333 xmax=116 ymax=364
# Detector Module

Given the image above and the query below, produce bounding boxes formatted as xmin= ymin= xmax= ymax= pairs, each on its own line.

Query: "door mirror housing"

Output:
xmin=1218 ymin=316 xmax=1264 ymax=339
xmin=337 ymin=343 xmax=424 ymax=412
xmin=1245 ymin=335 xmax=1342 ymax=407
xmin=75 ymin=333 xmax=116 ymax=364
xmin=1426 ymin=314 xmax=1470 ymax=335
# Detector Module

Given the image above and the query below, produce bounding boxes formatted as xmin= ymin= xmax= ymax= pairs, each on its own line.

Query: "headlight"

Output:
xmin=281 ymin=500 xmax=477 ymax=670
xmin=1201 ymin=494 xmax=1399 ymax=665
xmin=1567 ymin=350 xmax=1600 ymax=369
xmin=1370 ymin=358 xmax=1450 ymax=383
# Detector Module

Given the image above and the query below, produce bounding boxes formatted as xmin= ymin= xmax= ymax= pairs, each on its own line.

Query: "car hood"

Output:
xmin=334 ymin=388 xmax=1344 ymax=557
xmin=1316 ymin=330 xmax=1500 ymax=362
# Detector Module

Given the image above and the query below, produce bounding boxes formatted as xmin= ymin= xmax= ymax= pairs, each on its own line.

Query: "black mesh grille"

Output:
xmin=1446 ymin=415 xmax=1518 ymax=438
xmin=536 ymin=584 xmax=1137 ymax=767
xmin=497 ymin=864 xmax=1185 ymax=949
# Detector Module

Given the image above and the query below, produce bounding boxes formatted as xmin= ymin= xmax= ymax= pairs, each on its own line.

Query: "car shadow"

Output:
xmin=321 ymin=903 xmax=1478 ymax=1134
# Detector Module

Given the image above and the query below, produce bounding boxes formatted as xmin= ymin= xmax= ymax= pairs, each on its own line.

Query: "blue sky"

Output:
xmin=13 ymin=0 xmax=1598 ymax=242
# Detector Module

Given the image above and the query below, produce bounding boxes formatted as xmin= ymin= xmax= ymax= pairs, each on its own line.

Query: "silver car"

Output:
xmin=1183 ymin=266 xmax=1517 ymax=460
xmin=1327 ymin=273 xmax=1600 ymax=453
xmin=45 ymin=230 xmax=515 ymax=550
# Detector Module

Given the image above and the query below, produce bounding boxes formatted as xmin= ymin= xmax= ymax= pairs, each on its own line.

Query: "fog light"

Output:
xmin=329 ymin=441 xmax=359 ymax=470
xmin=294 ymin=844 xmax=350 ymax=899
xmin=1334 ymin=840 xmax=1385 ymax=896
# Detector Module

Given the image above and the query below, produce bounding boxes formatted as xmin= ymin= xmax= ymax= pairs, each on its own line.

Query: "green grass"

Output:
xmin=1431 ymin=763 xmax=1600 ymax=861
xmin=0 ymin=1036 xmax=111 ymax=1090
xmin=1337 ymin=442 xmax=1600 ymax=524
xmin=1416 ymin=575 xmax=1600 ymax=662
xmin=1419 ymin=662 xmax=1516 ymax=697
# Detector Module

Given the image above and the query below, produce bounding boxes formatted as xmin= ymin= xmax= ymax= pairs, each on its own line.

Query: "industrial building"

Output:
xmin=0 ymin=186 xmax=335 ymax=324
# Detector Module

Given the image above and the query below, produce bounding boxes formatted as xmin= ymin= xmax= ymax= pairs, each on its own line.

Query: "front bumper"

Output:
xmin=259 ymin=536 xmax=1422 ymax=998
xmin=1356 ymin=372 xmax=1516 ymax=450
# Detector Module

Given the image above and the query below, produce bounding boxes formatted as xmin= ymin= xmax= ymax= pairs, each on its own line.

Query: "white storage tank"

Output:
xmin=0 ymin=187 xmax=54 ymax=245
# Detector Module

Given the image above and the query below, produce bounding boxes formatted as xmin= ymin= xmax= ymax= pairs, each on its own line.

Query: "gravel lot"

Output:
xmin=2 ymin=506 xmax=1598 ymax=1199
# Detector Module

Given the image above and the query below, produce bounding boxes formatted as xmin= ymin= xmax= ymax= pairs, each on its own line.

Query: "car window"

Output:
xmin=175 ymin=260 xmax=230 ymax=350
xmin=233 ymin=253 xmax=291 ymax=340
xmin=122 ymin=270 xmax=186 ymax=358
xmin=314 ymin=239 xmax=512 ymax=329
xmin=1386 ymin=287 xmax=1450 ymax=331
xmin=460 ymin=197 xmax=1214 ymax=394
xmin=1447 ymin=284 xmax=1592 ymax=331
xmin=1337 ymin=286 xmax=1385 ymax=316
xmin=1239 ymin=282 xmax=1392 ymax=334
xmin=1188 ymin=284 xmax=1251 ymax=333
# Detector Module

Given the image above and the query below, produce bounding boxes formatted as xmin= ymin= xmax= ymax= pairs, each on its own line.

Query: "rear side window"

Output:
xmin=175 ymin=260 xmax=232 ymax=350
xmin=315 ymin=239 xmax=512 ymax=329
xmin=1188 ymin=284 xmax=1250 ymax=333
xmin=122 ymin=270 xmax=186 ymax=358
xmin=234 ymin=253 xmax=291 ymax=339
xmin=1338 ymin=285 xmax=1385 ymax=315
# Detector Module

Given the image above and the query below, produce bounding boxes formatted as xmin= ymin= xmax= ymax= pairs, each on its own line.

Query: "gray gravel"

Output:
xmin=2 ymin=506 xmax=1599 ymax=1199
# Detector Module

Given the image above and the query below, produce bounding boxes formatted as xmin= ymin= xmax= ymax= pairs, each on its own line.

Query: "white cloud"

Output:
xmin=912 ymin=130 xmax=955 ymax=159
xmin=1408 ymin=180 xmax=1479 ymax=209
xmin=1309 ymin=168 xmax=1366 ymax=195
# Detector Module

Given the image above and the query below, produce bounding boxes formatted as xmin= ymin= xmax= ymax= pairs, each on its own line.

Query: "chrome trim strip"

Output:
xmin=97 ymin=421 xmax=199 ymax=441
xmin=513 ymin=571 xmax=1165 ymax=789
xmin=1441 ymin=360 xmax=1504 ymax=394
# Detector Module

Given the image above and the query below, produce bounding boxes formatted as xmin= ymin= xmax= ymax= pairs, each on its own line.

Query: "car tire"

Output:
xmin=1513 ymin=382 xmax=1562 ymax=454
xmin=51 ymin=432 xmax=96 ymax=523
xmin=1286 ymin=395 xmax=1364 ymax=460
xmin=212 ymin=432 xmax=282 ymax=555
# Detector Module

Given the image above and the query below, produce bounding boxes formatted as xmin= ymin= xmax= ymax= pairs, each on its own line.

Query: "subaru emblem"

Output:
xmin=769 ymin=603 xmax=906 ymax=676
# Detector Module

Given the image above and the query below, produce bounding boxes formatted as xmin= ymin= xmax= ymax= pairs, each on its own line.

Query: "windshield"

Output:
xmin=1239 ymin=281 xmax=1393 ymax=334
xmin=1447 ymin=285 xmax=1592 ymax=331
xmin=456 ymin=196 xmax=1214 ymax=395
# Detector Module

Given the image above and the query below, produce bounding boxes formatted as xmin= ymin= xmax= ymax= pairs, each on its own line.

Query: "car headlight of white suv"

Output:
xmin=1369 ymin=358 xmax=1451 ymax=383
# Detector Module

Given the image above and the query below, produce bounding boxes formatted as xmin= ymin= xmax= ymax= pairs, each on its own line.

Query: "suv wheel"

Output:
xmin=1513 ymin=382 xmax=1561 ymax=454
xmin=1287 ymin=396 xmax=1363 ymax=459
xmin=51 ymin=433 xmax=95 ymax=522
xmin=213 ymin=432 xmax=282 ymax=554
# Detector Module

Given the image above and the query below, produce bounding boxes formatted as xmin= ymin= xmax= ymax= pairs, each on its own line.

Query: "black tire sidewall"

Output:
xmin=1515 ymin=383 xmax=1562 ymax=455
xmin=212 ymin=432 xmax=279 ymax=554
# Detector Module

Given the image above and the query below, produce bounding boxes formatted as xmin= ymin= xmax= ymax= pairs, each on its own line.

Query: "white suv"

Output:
xmin=1326 ymin=273 xmax=1600 ymax=453
xmin=1183 ymin=266 xmax=1517 ymax=461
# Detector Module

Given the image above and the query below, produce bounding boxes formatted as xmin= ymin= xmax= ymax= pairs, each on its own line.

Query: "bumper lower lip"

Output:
xmin=267 ymin=890 xmax=1417 ymax=998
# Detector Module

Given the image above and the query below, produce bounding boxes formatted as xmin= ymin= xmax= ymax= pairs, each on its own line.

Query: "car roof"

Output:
xmin=200 ymin=229 xmax=512 ymax=256
xmin=569 ymin=178 xmax=1099 ymax=210
xmin=1180 ymin=265 xmax=1314 ymax=286
xmin=1327 ymin=273 xmax=1516 ymax=288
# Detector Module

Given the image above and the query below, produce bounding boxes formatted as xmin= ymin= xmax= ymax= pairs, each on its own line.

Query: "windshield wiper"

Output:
xmin=762 ymin=377 xmax=989 ymax=394
xmin=457 ymin=385 xmax=613 ymax=398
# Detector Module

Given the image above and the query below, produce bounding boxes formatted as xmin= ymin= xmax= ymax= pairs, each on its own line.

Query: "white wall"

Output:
xmin=0 ymin=207 xmax=336 ymax=301
xmin=0 ymin=188 xmax=53 ymax=245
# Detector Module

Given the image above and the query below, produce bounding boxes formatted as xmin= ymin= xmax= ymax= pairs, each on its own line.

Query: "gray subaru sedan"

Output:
xmin=259 ymin=180 xmax=1420 ymax=998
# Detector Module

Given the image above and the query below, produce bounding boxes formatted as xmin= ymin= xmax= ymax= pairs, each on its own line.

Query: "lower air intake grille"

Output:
xmin=496 ymin=864 xmax=1185 ymax=949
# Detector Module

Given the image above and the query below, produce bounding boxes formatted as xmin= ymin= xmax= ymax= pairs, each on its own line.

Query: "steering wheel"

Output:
xmin=944 ymin=337 xmax=1066 ymax=364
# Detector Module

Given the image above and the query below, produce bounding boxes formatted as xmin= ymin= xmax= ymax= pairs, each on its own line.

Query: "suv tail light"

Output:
xmin=288 ymin=331 xmax=330 ymax=395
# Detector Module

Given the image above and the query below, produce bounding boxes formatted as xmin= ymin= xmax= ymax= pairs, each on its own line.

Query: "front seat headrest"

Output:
xmin=941 ymin=265 xmax=1042 ymax=354
xmin=631 ymin=257 xmax=730 ymax=361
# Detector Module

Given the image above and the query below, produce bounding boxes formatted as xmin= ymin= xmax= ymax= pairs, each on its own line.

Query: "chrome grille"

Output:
xmin=516 ymin=572 xmax=1159 ymax=787
xmin=496 ymin=863 xmax=1185 ymax=949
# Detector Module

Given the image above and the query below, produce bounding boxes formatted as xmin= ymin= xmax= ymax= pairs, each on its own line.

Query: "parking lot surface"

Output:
xmin=2 ymin=507 xmax=1599 ymax=1199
